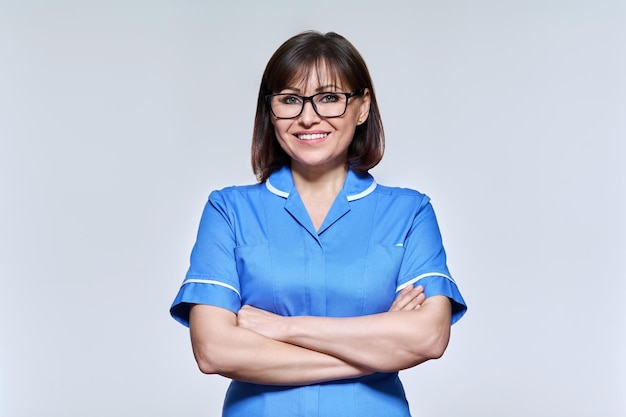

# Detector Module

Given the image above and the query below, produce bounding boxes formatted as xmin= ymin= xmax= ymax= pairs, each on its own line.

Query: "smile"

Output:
xmin=296 ymin=133 xmax=328 ymax=140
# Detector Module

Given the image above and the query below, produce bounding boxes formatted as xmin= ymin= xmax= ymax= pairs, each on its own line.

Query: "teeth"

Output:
xmin=297 ymin=133 xmax=327 ymax=140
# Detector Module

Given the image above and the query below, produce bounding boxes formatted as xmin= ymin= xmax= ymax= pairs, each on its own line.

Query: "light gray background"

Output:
xmin=1 ymin=1 xmax=624 ymax=416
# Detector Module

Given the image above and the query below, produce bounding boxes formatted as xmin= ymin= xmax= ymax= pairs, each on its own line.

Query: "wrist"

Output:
xmin=279 ymin=315 xmax=302 ymax=344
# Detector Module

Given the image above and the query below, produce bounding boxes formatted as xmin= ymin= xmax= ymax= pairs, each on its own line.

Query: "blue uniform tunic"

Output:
xmin=171 ymin=166 xmax=467 ymax=417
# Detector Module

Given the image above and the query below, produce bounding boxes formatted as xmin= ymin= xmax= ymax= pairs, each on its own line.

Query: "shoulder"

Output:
xmin=201 ymin=183 xmax=267 ymax=216
xmin=208 ymin=182 xmax=265 ymax=200
xmin=372 ymin=182 xmax=431 ymax=207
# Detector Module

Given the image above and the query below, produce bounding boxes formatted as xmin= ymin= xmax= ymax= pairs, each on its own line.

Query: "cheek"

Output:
xmin=272 ymin=124 xmax=292 ymax=153
xmin=272 ymin=120 xmax=289 ymax=137
xmin=273 ymin=128 xmax=288 ymax=147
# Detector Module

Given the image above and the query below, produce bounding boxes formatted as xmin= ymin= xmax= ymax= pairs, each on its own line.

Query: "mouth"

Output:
xmin=296 ymin=133 xmax=329 ymax=141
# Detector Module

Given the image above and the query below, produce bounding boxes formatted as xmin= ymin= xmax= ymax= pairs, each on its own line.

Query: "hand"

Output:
xmin=237 ymin=305 xmax=286 ymax=341
xmin=388 ymin=285 xmax=425 ymax=312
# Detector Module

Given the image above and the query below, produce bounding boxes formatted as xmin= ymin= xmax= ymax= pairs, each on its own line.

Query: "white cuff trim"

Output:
xmin=181 ymin=279 xmax=241 ymax=298
xmin=396 ymin=272 xmax=455 ymax=292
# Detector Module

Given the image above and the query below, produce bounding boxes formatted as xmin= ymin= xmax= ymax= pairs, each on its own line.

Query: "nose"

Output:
xmin=299 ymin=99 xmax=321 ymax=125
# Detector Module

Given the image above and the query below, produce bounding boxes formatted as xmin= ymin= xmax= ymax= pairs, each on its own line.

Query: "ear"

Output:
xmin=356 ymin=88 xmax=371 ymax=125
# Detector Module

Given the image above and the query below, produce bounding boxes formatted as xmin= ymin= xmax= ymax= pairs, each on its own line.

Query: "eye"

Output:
xmin=279 ymin=95 xmax=303 ymax=105
xmin=318 ymin=93 xmax=341 ymax=103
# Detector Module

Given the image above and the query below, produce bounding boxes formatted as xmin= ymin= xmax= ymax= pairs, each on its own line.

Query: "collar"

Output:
xmin=265 ymin=165 xmax=377 ymax=201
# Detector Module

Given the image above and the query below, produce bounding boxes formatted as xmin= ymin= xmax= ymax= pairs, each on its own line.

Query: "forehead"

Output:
xmin=284 ymin=60 xmax=349 ymax=91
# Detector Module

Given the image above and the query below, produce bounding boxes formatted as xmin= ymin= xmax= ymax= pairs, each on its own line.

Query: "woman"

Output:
xmin=170 ymin=30 xmax=467 ymax=417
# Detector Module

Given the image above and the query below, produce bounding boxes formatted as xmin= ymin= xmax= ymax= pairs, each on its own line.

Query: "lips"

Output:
xmin=296 ymin=133 xmax=328 ymax=140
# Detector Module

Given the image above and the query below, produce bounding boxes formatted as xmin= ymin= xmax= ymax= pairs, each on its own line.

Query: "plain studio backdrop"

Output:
xmin=1 ymin=1 xmax=624 ymax=416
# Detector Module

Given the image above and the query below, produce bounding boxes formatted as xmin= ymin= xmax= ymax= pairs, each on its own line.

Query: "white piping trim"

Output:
xmin=265 ymin=179 xmax=290 ymax=198
xmin=347 ymin=181 xmax=377 ymax=201
xmin=396 ymin=272 xmax=455 ymax=292
xmin=182 ymin=279 xmax=241 ymax=298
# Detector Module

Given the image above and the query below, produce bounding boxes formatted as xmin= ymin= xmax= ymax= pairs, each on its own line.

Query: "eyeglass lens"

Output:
xmin=270 ymin=92 xmax=349 ymax=118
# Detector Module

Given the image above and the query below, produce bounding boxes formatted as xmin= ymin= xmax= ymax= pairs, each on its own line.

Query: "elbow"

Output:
xmin=422 ymin=323 xmax=450 ymax=360
xmin=194 ymin=354 xmax=217 ymax=375
xmin=196 ymin=357 xmax=217 ymax=375
xmin=189 ymin=305 xmax=240 ymax=375
xmin=405 ymin=323 xmax=450 ymax=365
xmin=193 ymin=344 xmax=225 ymax=375
xmin=424 ymin=335 xmax=448 ymax=360
xmin=383 ymin=330 xmax=449 ymax=372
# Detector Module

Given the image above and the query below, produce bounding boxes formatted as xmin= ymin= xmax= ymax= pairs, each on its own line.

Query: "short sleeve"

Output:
xmin=396 ymin=197 xmax=467 ymax=324
xmin=170 ymin=191 xmax=242 ymax=327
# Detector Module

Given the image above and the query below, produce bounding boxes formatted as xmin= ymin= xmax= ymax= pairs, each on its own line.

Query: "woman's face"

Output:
xmin=270 ymin=67 xmax=370 ymax=175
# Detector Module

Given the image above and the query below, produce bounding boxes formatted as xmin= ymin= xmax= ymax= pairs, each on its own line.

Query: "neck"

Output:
xmin=290 ymin=162 xmax=348 ymax=200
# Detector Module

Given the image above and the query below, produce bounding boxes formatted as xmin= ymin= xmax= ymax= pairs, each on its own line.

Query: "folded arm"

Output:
xmin=189 ymin=304 xmax=372 ymax=385
xmin=237 ymin=286 xmax=452 ymax=373
xmin=189 ymin=285 xmax=436 ymax=385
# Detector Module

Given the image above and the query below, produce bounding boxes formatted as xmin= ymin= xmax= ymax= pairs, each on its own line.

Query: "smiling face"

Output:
xmin=270 ymin=66 xmax=371 ymax=176
xmin=252 ymin=32 xmax=385 ymax=183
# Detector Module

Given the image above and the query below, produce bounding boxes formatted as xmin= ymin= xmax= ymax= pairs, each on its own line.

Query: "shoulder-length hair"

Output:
xmin=251 ymin=31 xmax=385 ymax=182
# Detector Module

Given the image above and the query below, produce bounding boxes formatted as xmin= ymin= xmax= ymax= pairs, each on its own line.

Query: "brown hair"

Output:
xmin=251 ymin=31 xmax=385 ymax=182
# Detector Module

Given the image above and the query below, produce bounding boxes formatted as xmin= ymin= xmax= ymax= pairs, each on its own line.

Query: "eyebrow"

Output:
xmin=316 ymin=84 xmax=341 ymax=92
xmin=280 ymin=84 xmax=343 ymax=94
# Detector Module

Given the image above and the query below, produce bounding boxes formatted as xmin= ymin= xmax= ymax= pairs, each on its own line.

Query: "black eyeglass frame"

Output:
xmin=265 ymin=90 xmax=365 ymax=119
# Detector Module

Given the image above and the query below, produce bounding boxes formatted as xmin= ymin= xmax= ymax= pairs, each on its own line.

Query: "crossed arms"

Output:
xmin=189 ymin=284 xmax=452 ymax=386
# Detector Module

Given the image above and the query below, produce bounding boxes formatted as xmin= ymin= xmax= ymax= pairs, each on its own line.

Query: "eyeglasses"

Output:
xmin=266 ymin=90 xmax=364 ymax=119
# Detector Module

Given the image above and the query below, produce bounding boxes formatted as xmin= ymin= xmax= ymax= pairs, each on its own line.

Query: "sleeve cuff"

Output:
xmin=170 ymin=281 xmax=242 ymax=327
xmin=398 ymin=274 xmax=467 ymax=325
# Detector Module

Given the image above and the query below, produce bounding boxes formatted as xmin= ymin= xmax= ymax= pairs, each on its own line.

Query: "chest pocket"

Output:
xmin=345 ymin=243 xmax=405 ymax=315
xmin=234 ymin=243 xmax=312 ymax=316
